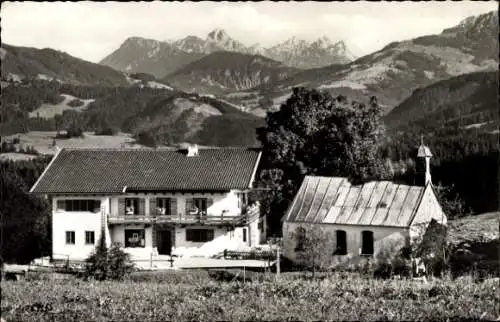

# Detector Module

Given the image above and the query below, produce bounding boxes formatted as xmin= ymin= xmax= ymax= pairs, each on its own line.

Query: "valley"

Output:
xmin=1 ymin=6 xmax=499 ymax=322
xmin=1 ymin=9 xmax=497 ymax=216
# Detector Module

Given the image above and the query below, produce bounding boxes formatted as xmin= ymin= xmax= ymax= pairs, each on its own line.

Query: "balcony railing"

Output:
xmin=108 ymin=212 xmax=243 ymax=225
xmin=108 ymin=203 xmax=260 ymax=226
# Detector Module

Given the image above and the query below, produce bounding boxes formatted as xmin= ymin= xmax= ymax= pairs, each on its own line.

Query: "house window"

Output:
xmin=125 ymin=229 xmax=145 ymax=248
xmin=236 ymin=192 xmax=248 ymax=209
xmin=125 ymin=198 xmax=139 ymax=215
xmin=65 ymin=231 xmax=75 ymax=245
xmin=294 ymin=227 xmax=306 ymax=252
xmin=186 ymin=229 xmax=214 ymax=242
xmin=189 ymin=198 xmax=208 ymax=215
xmin=334 ymin=230 xmax=347 ymax=255
xmin=60 ymin=200 xmax=100 ymax=212
xmin=242 ymin=228 xmax=247 ymax=242
xmin=156 ymin=198 xmax=171 ymax=215
xmin=85 ymin=231 xmax=95 ymax=245
xmin=361 ymin=231 xmax=374 ymax=255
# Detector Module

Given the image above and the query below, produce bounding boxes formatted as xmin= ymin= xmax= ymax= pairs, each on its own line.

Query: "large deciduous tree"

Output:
xmin=257 ymin=87 xmax=390 ymax=234
xmin=1 ymin=158 xmax=52 ymax=264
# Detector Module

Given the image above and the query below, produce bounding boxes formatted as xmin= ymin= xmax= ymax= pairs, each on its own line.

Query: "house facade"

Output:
xmin=282 ymin=145 xmax=447 ymax=267
xmin=30 ymin=146 xmax=265 ymax=261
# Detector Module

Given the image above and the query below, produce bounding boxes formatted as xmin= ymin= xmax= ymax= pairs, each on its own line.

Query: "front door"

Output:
xmin=157 ymin=230 xmax=172 ymax=255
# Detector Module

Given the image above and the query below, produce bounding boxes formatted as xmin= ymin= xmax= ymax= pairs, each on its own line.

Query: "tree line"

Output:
xmin=1 ymin=157 xmax=52 ymax=264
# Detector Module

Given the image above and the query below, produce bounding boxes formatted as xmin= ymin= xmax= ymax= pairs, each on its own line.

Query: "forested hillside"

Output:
xmin=385 ymin=71 xmax=498 ymax=131
xmin=1 ymin=80 xmax=263 ymax=147
xmin=1 ymin=44 xmax=130 ymax=86
xmin=380 ymin=70 xmax=499 ymax=215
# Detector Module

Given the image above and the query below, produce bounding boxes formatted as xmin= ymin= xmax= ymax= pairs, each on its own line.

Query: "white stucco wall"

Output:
xmin=52 ymin=196 xmax=111 ymax=261
xmin=171 ymin=225 xmax=251 ymax=257
xmin=409 ymin=184 xmax=447 ymax=245
xmin=283 ymin=222 xmax=409 ymax=266
xmin=51 ymin=191 xmax=263 ymax=260
xmin=109 ymin=225 xmax=155 ymax=259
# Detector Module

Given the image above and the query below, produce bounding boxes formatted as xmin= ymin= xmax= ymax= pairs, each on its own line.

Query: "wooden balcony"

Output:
xmin=107 ymin=203 xmax=260 ymax=226
xmin=108 ymin=212 xmax=244 ymax=225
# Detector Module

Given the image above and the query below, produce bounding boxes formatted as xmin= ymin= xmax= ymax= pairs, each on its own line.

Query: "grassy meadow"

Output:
xmin=4 ymin=131 xmax=145 ymax=156
xmin=1 ymin=270 xmax=499 ymax=321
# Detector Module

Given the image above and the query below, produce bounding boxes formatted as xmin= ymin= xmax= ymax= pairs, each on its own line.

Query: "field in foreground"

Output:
xmin=1 ymin=272 xmax=499 ymax=321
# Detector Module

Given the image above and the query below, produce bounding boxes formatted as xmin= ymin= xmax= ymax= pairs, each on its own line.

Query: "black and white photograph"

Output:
xmin=1 ymin=1 xmax=498 ymax=321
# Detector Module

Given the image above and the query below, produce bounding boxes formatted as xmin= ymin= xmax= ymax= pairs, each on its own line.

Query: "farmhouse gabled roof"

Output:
xmin=30 ymin=148 xmax=261 ymax=194
xmin=284 ymin=176 xmax=429 ymax=228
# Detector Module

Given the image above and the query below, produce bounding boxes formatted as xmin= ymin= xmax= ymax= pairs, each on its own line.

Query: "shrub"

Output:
xmin=84 ymin=229 xmax=134 ymax=281
xmin=66 ymin=126 xmax=84 ymax=138
xmin=448 ymin=238 xmax=499 ymax=280
xmin=414 ymin=219 xmax=448 ymax=277
xmin=290 ymin=225 xmax=334 ymax=276
xmin=1 ymin=141 xmax=16 ymax=153
xmin=135 ymin=131 xmax=157 ymax=147
xmin=95 ymin=127 xmax=119 ymax=136
xmin=67 ymin=99 xmax=84 ymax=107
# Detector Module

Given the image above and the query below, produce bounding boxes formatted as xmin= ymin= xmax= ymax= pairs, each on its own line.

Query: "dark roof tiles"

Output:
xmin=31 ymin=148 xmax=261 ymax=194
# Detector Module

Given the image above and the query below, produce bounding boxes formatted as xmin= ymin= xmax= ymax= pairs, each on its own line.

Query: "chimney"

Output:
xmin=417 ymin=136 xmax=433 ymax=186
xmin=186 ymin=144 xmax=199 ymax=157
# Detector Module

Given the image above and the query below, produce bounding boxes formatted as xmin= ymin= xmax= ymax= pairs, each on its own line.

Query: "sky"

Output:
xmin=1 ymin=1 xmax=497 ymax=63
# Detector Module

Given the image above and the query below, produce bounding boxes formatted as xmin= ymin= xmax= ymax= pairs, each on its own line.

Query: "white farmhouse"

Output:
xmin=30 ymin=145 xmax=264 ymax=261
xmin=282 ymin=143 xmax=447 ymax=266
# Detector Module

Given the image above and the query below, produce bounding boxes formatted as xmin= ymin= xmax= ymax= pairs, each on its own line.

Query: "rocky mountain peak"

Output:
xmin=207 ymin=29 xmax=230 ymax=42
xmin=443 ymin=10 xmax=498 ymax=35
xmin=122 ymin=36 xmax=160 ymax=49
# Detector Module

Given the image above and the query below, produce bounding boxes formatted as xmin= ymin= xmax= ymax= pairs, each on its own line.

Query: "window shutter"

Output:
xmin=150 ymin=198 xmax=157 ymax=216
xmin=207 ymin=229 xmax=214 ymax=241
xmin=56 ymin=200 xmax=65 ymax=212
xmin=139 ymin=199 xmax=145 ymax=216
xmin=93 ymin=200 xmax=101 ymax=213
xmin=170 ymin=198 xmax=177 ymax=216
xmin=118 ymin=198 xmax=125 ymax=215
xmin=185 ymin=198 xmax=193 ymax=214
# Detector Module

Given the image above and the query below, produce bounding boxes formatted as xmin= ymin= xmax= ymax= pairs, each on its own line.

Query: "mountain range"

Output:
xmin=100 ymin=29 xmax=355 ymax=78
xmin=163 ymin=51 xmax=299 ymax=95
xmin=1 ymin=10 xmax=497 ymax=146
xmin=232 ymin=10 xmax=498 ymax=114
